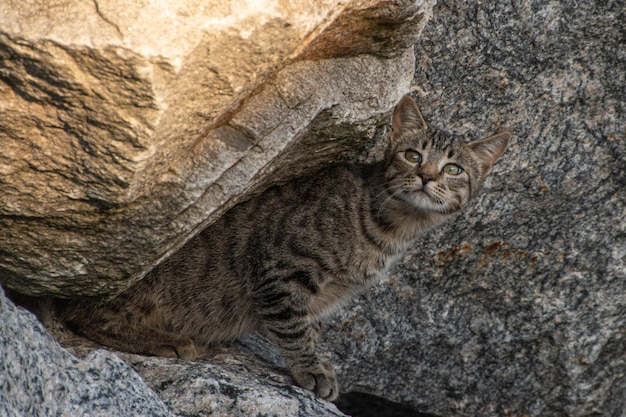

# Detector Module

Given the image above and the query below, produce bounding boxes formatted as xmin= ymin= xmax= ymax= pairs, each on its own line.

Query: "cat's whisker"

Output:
xmin=374 ymin=184 xmax=404 ymax=199
xmin=372 ymin=183 xmax=404 ymax=204
xmin=373 ymin=179 xmax=404 ymax=197
xmin=377 ymin=188 xmax=405 ymax=221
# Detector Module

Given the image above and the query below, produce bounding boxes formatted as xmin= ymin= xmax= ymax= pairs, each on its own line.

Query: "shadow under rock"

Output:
xmin=335 ymin=392 xmax=440 ymax=417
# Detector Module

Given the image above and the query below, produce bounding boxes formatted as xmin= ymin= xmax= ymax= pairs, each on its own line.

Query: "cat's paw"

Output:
xmin=291 ymin=360 xmax=339 ymax=401
xmin=173 ymin=338 xmax=198 ymax=360
xmin=154 ymin=337 xmax=197 ymax=360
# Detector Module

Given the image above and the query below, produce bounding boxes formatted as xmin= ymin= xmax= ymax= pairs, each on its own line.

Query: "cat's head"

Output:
xmin=384 ymin=95 xmax=510 ymax=215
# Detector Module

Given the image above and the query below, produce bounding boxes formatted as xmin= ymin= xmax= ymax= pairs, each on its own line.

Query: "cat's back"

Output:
xmin=216 ymin=163 xmax=386 ymax=275
xmin=246 ymin=163 xmax=370 ymax=216
xmin=218 ymin=163 xmax=374 ymax=244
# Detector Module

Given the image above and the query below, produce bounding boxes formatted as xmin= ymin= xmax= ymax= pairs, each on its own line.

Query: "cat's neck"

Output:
xmin=364 ymin=161 xmax=450 ymax=250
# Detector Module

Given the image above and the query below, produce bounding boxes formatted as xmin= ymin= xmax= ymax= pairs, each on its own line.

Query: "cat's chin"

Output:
xmin=402 ymin=190 xmax=454 ymax=215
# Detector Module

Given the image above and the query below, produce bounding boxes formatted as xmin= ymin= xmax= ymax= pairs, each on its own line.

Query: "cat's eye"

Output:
xmin=404 ymin=150 xmax=422 ymax=164
xmin=443 ymin=164 xmax=463 ymax=175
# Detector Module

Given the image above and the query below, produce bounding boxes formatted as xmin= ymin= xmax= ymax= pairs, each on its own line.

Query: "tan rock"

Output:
xmin=0 ymin=0 xmax=433 ymax=297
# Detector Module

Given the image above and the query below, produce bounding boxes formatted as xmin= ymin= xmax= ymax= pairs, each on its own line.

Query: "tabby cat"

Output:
xmin=61 ymin=96 xmax=510 ymax=401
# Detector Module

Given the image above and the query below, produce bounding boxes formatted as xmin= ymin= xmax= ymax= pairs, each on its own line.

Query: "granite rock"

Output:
xmin=322 ymin=1 xmax=625 ymax=416
xmin=0 ymin=0 xmax=433 ymax=297
xmin=0 ymin=287 xmax=172 ymax=417
xmin=117 ymin=335 xmax=346 ymax=417
xmin=1 ymin=287 xmax=348 ymax=417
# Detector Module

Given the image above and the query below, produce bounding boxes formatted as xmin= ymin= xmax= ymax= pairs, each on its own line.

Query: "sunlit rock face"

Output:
xmin=0 ymin=0 xmax=434 ymax=297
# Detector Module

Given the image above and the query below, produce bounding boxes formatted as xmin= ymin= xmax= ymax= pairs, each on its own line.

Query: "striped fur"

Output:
xmin=60 ymin=96 xmax=509 ymax=401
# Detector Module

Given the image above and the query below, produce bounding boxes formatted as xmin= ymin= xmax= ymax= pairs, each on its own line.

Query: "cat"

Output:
xmin=60 ymin=95 xmax=510 ymax=401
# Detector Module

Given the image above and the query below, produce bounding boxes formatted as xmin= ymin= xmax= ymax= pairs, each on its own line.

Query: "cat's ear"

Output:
xmin=469 ymin=132 xmax=511 ymax=173
xmin=391 ymin=95 xmax=427 ymax=141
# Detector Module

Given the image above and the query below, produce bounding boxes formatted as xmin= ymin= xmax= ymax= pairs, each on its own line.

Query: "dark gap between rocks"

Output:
xmin=335 ymin=392 xmax=440 ymax=417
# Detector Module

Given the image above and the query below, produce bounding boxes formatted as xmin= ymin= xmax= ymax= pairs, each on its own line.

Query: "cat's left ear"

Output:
xmin=391 ymin=95 xmax=428 ymax=141
xmin=469 ymin=132 xmax=511 ymax=173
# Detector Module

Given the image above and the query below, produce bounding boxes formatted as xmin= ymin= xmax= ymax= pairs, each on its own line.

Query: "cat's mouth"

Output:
xmin=402 ymin=186 xmax=447 ymax=211
xmin=417 ymin=188 xmax=441 ymax=203
xmin=413 ymin=185 xmax=435 ymax=199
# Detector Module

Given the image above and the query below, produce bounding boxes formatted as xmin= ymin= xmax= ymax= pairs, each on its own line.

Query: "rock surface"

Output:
xmin=0 ymin=0 xmax=433 ymax=297
xmin=118 ymin=337 xmax=346 ymax=417
xmin=322 ymin=1 xmax=625 ymax=416
xmin=0 ymin=287 xmax=172 ymax=417
xmin=1 ymin=287 xmax=347 ymax=417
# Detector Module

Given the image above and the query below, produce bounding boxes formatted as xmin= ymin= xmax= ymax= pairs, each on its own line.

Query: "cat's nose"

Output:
xmin=418 ymin=173 xmax=434 ymax=184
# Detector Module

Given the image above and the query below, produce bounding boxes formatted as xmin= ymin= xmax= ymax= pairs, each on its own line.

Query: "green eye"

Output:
xmin=404 ymin=150 xmax=422 ymax=164
xmin=443 ymin=164 xmax=463 ymax=175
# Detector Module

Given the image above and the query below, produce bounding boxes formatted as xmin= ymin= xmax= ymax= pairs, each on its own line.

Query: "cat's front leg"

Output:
xmin=268 ymin=319 xmax=338 ymax=401
xmin=256 ymin=289 xmax=338 ymax=400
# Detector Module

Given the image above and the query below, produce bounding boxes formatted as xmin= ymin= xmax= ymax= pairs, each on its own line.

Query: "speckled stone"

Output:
xmin=117 ymin=334 xmax=346 ymax=417
xmin=1 ymin=288 xmax=347 ymax=417
xmin=0 ymin=287 xmax=172 ymax=417
xmin=322 ymin=1 xmax=625 ymax=416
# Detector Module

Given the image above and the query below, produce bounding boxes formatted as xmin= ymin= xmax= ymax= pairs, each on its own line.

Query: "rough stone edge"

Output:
xmin=0 ymin=286 xmax=173 ymax=417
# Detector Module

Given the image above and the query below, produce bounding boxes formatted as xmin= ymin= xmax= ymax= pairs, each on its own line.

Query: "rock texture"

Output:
xmin=1 ymin=288 xmax=347 ymax=416
xmin=0 ymin=287 xmax=173 ymax=417
xmin=323 ymin=1 xmax=625 ymax=416
xmin=117 ymin=336 xmax=346 ymax=417
xmin=0 ymin=0 xmax=433 ymax=297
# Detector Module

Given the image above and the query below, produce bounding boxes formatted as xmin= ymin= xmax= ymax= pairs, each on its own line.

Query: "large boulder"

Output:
xmin=323 ymin=1 xmax=625 ymax=416
xmin=0 ymin=0 xmax=434 ymax=297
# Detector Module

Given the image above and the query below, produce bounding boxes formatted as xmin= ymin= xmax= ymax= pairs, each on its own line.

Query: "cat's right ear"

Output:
xmin=391 ymin=95 xmax=427 ymax=142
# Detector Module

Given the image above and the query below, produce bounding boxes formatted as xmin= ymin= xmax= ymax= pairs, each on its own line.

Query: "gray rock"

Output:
xmin=1 ymin=287 xmax=347 ymax=417
xmin=322 ymin=1 xmax=626 ymax=416
xmin=0 ymin=287 xmax=172 ymax=417
xmin=118 ymin=335 xmax=346 ymax=417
